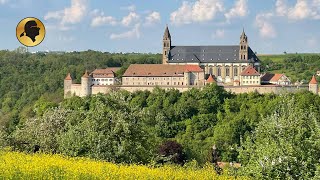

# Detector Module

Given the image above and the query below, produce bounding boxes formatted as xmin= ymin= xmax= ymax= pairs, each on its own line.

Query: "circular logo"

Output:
xmin=16 ymin=17 xmax=46 ymax=47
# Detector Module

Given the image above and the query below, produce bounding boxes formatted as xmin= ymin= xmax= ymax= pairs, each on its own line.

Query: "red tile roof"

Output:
xmin=91 ymin=67 xmax=120 ymax=78
xmin=65 ymin=73 xmax=72 ymax=80
xmin=123 ymin=64 xmax=203 ymax=77
xmin=184 ymin=65 xmax=203 ymax=72
xmin=206 ymin=74 xmax=216 ymax=83
xmin=261 ymin=73 xmax=285 ymax=82
xmin=240 ymin=66 xmax=260 ymax=76
xmin=310 ymin=75 xmax=318 ymax=84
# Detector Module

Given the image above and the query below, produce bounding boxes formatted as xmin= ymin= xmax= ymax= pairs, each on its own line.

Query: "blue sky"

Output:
xmin=0 ymin=0 xmax=319 ymax=54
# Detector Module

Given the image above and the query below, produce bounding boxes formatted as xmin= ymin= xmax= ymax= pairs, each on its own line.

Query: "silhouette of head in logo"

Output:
xmin=20 ymin=20 xmax=40 ymax=42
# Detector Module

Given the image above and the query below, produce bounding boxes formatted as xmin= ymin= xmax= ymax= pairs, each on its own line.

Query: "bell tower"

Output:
xmin=239 ymin=29 xmax=248 ymax=61
xmin=162 ymin=25 xmax=171 ymax=64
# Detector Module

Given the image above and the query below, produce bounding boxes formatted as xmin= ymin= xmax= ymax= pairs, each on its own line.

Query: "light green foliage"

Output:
xmin=239 ymin=96 xmax=320 ymax=179
xmin=259 ymin=53 xmax=320 ymax=81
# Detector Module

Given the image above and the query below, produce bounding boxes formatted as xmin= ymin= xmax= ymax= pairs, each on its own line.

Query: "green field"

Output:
xmin=257 ymin=53 xmax=320 ymax=82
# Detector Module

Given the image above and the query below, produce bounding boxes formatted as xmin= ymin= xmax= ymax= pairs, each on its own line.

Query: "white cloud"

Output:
xmin=288 ymin=0 xmax=311 ymax=20
xmin=276 ymin=0 xmax=288 ymax=16
xmin=121 ymin=12 xmax=140 ymax=26
xmin=225 ymin=0 xmax=248 ymax=21
xmin=0 ymin=0 xmax=8 ymax=4
xmin=121 ymin=5 xmax=136 ymax=11
xmin=90 ymin=10 xmax=117 ymax=27
xmin=91 ymin=16 xmax=117 ymax=27
xmin=110 ymin=24 xmax=141 ymax=40
xmin=170 ymin=0 xmax=224 ymax=25
xmin=144 ymin=11 xmax=161 ymax=26
xmin=44 ymin=0 xmax=87 ymax=26
xmin=255 ymin=13 xmax=277 ymax=39
xmin=275 ymin=0 xmax=320 ymax=20
xmin=211 ymin=29 xmax=225 ymax=39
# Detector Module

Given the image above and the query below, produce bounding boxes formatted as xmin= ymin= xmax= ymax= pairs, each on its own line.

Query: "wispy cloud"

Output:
xmin=275 ymin=0 xmax=320 ymax=20
xmin=121 ymin=12 xmax=140 ymax=26
xmin=44 ymin=0 xmax=88 ymax=30
xmin=90 ymin=9 xmax=117 ymax=27
xmin=144 ymin=11 xmax=161 ymax=26
xmin=0 ymin=0 xmax=8 ymax=4
xmin=121 ymin=5 xmax=136 ymax=12
xmin=211 ymin=29 xmax=225 ymax=39
xmin=170 ymin=0 xmax=224 ymax=25
xmin=225 ymin=0 xmax=248 ymax=22
xmin=255 ymin=13 xmax=277 ymax=39
xmin=110 ymin=24 xmax=141 ymax=40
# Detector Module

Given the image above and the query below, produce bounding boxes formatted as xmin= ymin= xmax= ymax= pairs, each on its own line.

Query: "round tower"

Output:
xmin=309 ymin=75 xmax=318 ymax=95
xmin=64 ymin=73 xmax=73 ymax=98
xmin=81 ymin=70 xmax=92 ymax=97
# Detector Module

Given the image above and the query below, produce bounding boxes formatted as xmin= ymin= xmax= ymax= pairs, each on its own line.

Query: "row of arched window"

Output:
xmin=208 ymin=66 xmax=246 ymax=77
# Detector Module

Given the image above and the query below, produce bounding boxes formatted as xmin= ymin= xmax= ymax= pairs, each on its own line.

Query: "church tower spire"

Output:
xmin=162 ymin=24 xmax=171 ymax=64
xmin=239 ymin=28 xmax=248 ymax=61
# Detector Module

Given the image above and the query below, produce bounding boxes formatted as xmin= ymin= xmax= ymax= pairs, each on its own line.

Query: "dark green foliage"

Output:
xmin=0 ymin=50 xmax=160 ymax=133
xmin=1 ymin=50 xmax=320 ymax=178
xmin=259 ymin=54 xmax=320 ymax=81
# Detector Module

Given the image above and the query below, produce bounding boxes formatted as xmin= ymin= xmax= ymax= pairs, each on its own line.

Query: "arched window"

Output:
xmin=164 ymin=51 xmax=167 ymax=55
xmin=218 ymin=67 xmax=221 ymax=76
xmin=226 ymin=67 xmax=230 ymax=76
xmin=234 ymin=67 xmax=238 ymax=76
xmin=244 ymin=55 xmax=246 ymax=59
xmin=209 ymin=66 xmax=213 ymax=74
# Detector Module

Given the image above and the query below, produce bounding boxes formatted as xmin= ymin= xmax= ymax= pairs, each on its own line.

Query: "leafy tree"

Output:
xmin=156 ymin=140 xmax=185 ymax=165
xmin=239 ymin=97 xmax=320 ymax=179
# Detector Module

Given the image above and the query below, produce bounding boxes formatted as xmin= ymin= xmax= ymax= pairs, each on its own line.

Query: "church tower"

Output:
xmin=239 ymin=29 xmax=248 ymax=61
xmin=162 ymin=25 xmax=171 ymax=64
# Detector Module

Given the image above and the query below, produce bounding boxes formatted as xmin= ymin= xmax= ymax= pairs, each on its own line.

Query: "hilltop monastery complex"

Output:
xmin=64 ymin=26 xmax=319 ymax=98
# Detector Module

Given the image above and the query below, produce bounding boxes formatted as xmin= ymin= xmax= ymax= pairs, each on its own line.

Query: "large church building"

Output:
xmin=162 ymin=25 xmax=261 ymax=85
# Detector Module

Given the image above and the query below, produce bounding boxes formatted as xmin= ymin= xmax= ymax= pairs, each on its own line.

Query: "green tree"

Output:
xmin=239 ymin=97 xmax=320 ymax=179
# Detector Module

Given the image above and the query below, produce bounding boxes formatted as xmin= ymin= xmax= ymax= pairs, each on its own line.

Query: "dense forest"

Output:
xmin=1 ymin=49 xmax=320 ymax=179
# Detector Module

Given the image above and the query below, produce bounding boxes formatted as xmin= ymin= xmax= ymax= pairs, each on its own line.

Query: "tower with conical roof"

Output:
xmin=239 ymin=29 xmax=248 ymax=61
xmin=309 ymin=75 xmax=318 ymax=95
xmin=162 ymin=25 xmax=171 ymax=64
xmin=81 ymin=70 xmax=92 ymax=97
xmin=64 ymin=73 xmax=73 ymax=98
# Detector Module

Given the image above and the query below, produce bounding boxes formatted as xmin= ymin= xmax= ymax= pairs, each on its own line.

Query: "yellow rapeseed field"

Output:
xmin=0 ymin=151 xmax=247 ymax=180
